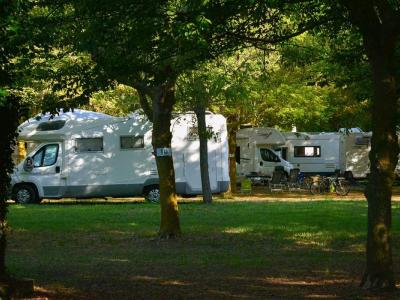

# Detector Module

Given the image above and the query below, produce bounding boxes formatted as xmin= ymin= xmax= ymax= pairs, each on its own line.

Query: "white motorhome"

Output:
xmin=236 ymin=127 xmax=294 ymax=182
xmin=10 ymin=109 xmax=230 ymax=203
xmin=281 ymin=130 xmax=398 ymax=179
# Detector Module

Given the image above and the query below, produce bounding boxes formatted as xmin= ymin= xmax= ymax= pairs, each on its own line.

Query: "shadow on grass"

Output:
xmin=30 ymin=272 xmax=400 ymax=300
xmin=7 ymin=200 xmax=400 ymax=300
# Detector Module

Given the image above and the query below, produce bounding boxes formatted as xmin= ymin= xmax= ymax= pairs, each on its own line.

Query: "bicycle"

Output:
xmin=310 ymin=174 xmax=351 ymax=196
xmin=286 ymin=171 xmax=313 ymax=192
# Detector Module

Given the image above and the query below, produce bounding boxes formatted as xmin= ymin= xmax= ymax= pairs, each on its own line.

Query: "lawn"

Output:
xmin=6 ymin=199 xmax=400 ymax=299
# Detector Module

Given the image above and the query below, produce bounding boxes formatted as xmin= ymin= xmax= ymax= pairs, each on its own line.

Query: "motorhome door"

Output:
xmin=258 ymin=148 xmax=281 ymax=176
xmin=28 ymin=142 xmax=65 ymax=197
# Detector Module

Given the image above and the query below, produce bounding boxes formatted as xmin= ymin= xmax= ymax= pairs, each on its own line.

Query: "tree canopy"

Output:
xmin=2 ymin=0 xmax=400 ymax=294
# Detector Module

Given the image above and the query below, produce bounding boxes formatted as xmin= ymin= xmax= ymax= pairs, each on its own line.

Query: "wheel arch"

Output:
xmin=142 ymin=178 xmax=160 ymax=195
xmin=12 ymin=182 xmax=40 ymax=202
xmin=142 ymin=183 xmax=160 ymax=196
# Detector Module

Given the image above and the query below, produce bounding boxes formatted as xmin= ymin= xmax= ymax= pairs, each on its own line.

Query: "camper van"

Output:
xmin=236 ymin=127 xmax=294 ymax=183
xmin=281 ymin=132 xmax=345 ymax=176
xmin=10 ymin=110 xmax=230 ymax=204
xmin=281 ymin=130 xmax=400 ymax=179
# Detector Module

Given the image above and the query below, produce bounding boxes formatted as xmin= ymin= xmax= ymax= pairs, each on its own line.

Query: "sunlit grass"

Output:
xmin=5 ymin=199 xmax=400 ymax=298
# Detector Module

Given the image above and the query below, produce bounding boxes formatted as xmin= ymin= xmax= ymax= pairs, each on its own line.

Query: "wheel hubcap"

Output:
xmin=16 ymin=189 xmax=31 ymax=203
xmin=147 ymin=189 xmax=160 ymax=203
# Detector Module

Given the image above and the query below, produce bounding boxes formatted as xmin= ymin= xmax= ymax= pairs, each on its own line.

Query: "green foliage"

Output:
xmin=12 ymin=46 xmax=109 ymax=117
xmin=0 ymin=97 xmax=19 ymax=203
xmin=70 ymin=0 xmax=214 ymax=85
xmin=1 ymin=0 xmax=23 ymax=202
xmin=261 ymin=32 xmax=371 ymax=131
xmin=177 ymin=38 xmax=371 ymax=132
xmin=84 ymin=84 xmax=140 ymax=116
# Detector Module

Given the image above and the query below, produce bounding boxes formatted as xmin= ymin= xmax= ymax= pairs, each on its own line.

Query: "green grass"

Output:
xmin=5 ymin=200 xmax=400 ymax=299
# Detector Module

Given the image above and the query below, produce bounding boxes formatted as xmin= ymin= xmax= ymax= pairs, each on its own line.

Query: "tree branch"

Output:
xmin=225 ymin=17 xmax=332 ymax=47
xmin=133 ymin=85 xmax=153 ymax=122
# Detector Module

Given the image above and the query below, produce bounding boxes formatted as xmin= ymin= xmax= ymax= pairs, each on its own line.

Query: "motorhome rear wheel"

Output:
xmin=144 ymin=185 xmax=160 ymax=203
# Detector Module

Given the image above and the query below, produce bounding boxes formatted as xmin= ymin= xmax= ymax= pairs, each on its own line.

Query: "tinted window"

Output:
xmin=355 ymin=136 xmax=370 ymax=145
xmin=32 ymin=144 xmax=59 ymax=167
xmin=76 ymin=138 xmax=103 ymax=152
xmin=120 ymin=136 xmax=144 ymax=149
xmin=43 ymin=144 xmax=59 ymax=166
xmin=33 ymin=149 xmax=44 ymax=167
xmin=37 ymin=120 xmax=66 ymax=131
xmin=260 ymin=149 xmax=280 ymax=162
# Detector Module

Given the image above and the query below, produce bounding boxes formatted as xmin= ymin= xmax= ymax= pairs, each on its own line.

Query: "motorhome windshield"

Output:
xmin=36 ymin=120 xmax=66 ymax=131
xmin=260 ymin=148 xmax=280 ymax=162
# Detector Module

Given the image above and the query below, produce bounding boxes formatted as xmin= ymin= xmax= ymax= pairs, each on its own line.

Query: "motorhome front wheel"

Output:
xmin=14 ymin=184 xmax=39 ymax=204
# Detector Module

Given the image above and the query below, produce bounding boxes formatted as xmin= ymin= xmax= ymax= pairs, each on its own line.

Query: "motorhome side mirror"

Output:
xmin=23 ymin=157 xmax=34 ymax=172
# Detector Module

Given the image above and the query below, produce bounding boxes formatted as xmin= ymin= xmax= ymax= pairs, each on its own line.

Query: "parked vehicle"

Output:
xmin=10 ymin=109 xmax=230 ymax=204
xmin=235 ymin=127 xmax=294 ymax=183
xmin=237 ymin=126 xmax=400 ymax=180
xmin=280 ymin=130 xmax=400 ymax=179
xmin=280 ymin=131 xmax=347 ymax=176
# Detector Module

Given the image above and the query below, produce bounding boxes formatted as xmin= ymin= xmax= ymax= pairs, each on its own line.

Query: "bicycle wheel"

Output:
xmin=335 ymin=179 xmax=350 ymax=196
xmin=310 ymin=182 xmax=323 ymax=195
xmin=299 ymin=177 xmax=310 ymax=191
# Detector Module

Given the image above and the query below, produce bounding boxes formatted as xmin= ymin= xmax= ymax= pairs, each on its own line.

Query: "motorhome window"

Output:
xmin=187 ymin=127 xmax=199 ymax=141
xmin=187 ymin=126 xmax=213 ymax=141
xmin=32 ymin=144 xmax=59 ymax=167
xmin=213 ymin=131 xmax=221 ymax=143
xmin=355 ymin=136 xmax=370 ymax=145
xmin=294 ymin=146 xmax=321 ymax=157
xmin=260 ymin=148 xmax=280 ymax=162
xmin=33 ymin=149 xmax=44 ymax=167
xmin=37 ymin=120 xmax=66 ymax=131
xmin=75 ymin=138 xmax=103 ymax=152
xmin=120 ymin=136 xmax=144 ymax=149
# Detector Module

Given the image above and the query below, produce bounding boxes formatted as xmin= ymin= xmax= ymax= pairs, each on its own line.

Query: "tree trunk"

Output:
xmin=360 ymin=20 xmax=399 ymax=291
xmin=0 ymin=97 xmax=20 ymax=287
xmin=343 ymin=1 xmax=400 ymax=289
xmin=152 ymin=83 xmax=181 ymax=238
xmin=195 ymin=106 xmax=212 ymax=204
xmin=227 ymin=117 xmax=240 ymax=193
xmin=0 ymin=201 xmax=7 ymax=281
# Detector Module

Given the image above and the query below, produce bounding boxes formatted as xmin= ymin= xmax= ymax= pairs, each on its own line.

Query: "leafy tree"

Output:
xmin=177 ymin=50 xmax=272 ymax=192
xmin=219 ymin=1 xmax=399 ymax=288
xmin=177 ymin=66 xmax=228 ymax=203
xmin=0 ymin=0 xmax=26 ymax=295
xmin=84 ymin=84 xmax=140 ymax=116
xmin=342 ymin=0 xmax=400 ymax=290
xmin=56 ymin=0 xmax=295 ymax=234
xmin=63 ymin=0 xmax=226 ymax=236
xmin=12 ymin=46 xmax=106 ymax=117
xmin=261 ymin=0 xmax=400 ymax=290
xmin=260 ymin=32 xmax=371 ymax=131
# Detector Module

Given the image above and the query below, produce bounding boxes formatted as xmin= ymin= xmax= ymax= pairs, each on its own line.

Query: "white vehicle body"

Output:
xmin=281 ymin=131 xmax=400 ymax=178
xmin=236 ymin=127 xmax=294 ymax=180
xmin=11 ymin=110 xmax=230 ymax=202
xmin=282 ymin=132 xmax=345 ymax=175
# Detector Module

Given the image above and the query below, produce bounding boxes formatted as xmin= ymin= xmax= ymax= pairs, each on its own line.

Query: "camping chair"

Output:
xmin=286 ymin=168 xmax=301 ymax=192
xmin=268 ymin=170 xmax=286 ymax=192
